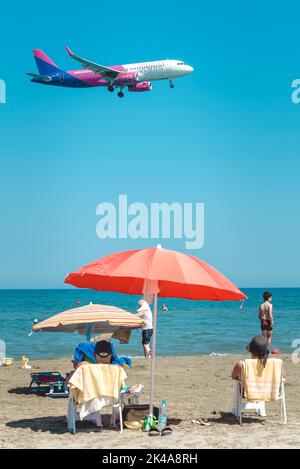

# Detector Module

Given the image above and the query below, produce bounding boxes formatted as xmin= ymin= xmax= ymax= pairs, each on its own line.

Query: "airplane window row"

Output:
xmin=129 ymin=64 xmax=164 ymax=71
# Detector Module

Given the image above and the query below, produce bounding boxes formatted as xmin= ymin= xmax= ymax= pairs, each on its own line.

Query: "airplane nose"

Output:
xmin=187 ymin=65 xmax=194 ymax=73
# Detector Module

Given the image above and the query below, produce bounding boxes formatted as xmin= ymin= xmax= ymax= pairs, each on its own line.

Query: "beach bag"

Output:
xmin=123 ymin=404 xmax=159 ymax=422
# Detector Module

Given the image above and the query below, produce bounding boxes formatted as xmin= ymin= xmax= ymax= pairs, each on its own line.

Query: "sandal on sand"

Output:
xmin=149 ymin=426 xmax=173 ymax=436
xmin=161 ymin=427 xmax=172 ymax=436
xmin=192 ymin=419 xmax=212 ymax=426
xmin=148 ymin=427 xmax=160 ymax=437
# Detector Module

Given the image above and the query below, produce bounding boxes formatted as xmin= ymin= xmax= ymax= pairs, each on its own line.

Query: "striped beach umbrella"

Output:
xmin=33 ymin=303 xmax=144 ymax=343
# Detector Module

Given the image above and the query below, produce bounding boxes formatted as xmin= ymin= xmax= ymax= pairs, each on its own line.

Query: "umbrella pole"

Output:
xmin=149 ymin=291 xmax=157 ymax=418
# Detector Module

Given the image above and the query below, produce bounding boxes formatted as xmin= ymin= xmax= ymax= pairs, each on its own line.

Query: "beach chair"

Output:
xmin=67 ymin=364 xmax=126 ymax=434
xmin=232 ymin=358 xmax=287 ymax=425
xmin=29 ymin=372 xmax=68 ymax=397
xmin=67 ymin=394 xmax=103 ymax=432
xmin=67 ymin=393 xmax=124 ymax=433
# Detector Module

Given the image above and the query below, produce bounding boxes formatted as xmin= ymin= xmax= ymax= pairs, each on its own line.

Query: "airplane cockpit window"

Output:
xmin=177 ymin=62 xmax=185 ymax=65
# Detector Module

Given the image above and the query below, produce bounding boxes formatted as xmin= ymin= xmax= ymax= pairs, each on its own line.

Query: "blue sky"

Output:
xmin=0 ymin=0 xmax=299 ymax=288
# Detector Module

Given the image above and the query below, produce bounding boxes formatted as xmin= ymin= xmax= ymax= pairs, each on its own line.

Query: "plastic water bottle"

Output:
xmin=157 ymin=400 xmax=167 ymax=432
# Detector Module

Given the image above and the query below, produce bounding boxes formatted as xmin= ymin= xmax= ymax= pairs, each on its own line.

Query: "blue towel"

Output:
xmin=73 ymin=341 xmax=132 ymax=368
xmin=110 ymin=342 xmax=132 ymax=367
xmin=74 ymin=342 xmax=96 ymax=363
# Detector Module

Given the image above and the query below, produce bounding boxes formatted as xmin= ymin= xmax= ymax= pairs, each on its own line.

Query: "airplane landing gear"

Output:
xmin=108 ymin=85 xmax=114 ymax=92
xmin=117 ymin=91 xmax=124 ymax=98
xmin=169 ymin=79 xmax=174 ymax=89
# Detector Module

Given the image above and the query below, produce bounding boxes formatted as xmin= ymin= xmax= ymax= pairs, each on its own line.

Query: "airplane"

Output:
xmin=27 ymin=46 xmax=194 ymax=98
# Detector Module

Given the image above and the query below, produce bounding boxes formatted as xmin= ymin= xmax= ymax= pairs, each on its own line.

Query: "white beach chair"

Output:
xmin=232 ymin=358 xmax=287 ymax=425
xmin=66 ymin=364 xmax=124 ymax=434
xmin=67 ymin=394 xmax=102 ymax=433
xmin=67 ymin=393 xmax=124 ymax=434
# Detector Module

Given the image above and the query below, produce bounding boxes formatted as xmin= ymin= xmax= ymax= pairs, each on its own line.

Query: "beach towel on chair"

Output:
xmin=68 ymin=363 xmax=127 ymax=419
xmin=242 ymin=358 xmax=282 ymax=402
xmin=69 ymin=364 xmax=127 ymax=403
xmin=110 ymin=342 xmax=132 ymax=367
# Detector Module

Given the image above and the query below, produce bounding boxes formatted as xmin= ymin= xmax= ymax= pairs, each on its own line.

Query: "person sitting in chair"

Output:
xmin=94 ymin=340 xmax=113 ymax=364
xmin=231 ymin=335 xmax=269 ymax=381
xmin=67 ymin=340 xmax=115 ymax=384
xmin=231 ymin=335 xmax=286 ymax=424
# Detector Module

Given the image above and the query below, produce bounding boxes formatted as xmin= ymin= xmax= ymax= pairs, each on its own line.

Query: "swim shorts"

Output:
xmin=261 ymin=319 xmax=273 ymax=332
xmin=142 ymin=329 xmax=153 ymax=345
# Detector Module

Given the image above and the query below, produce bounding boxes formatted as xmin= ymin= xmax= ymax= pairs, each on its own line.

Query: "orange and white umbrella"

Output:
xmin=33 ymin=303 xmax=144 ymax=343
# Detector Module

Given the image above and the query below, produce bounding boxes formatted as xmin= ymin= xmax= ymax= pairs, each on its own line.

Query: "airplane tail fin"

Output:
xmin=33 ymin=50 xmax=62 ymax=75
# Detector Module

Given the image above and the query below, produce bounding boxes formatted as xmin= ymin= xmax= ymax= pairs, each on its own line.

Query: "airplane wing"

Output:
xmin=65 ymin=46 xmax=122 ymax=79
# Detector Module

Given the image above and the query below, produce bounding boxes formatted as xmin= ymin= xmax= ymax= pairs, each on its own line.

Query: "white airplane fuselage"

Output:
xmin=122 ymin=59 xmax=194 ymax=81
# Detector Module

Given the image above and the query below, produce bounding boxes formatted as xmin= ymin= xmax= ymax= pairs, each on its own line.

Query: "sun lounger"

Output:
xmin=29 ymin=372 xmax=68 ymax=397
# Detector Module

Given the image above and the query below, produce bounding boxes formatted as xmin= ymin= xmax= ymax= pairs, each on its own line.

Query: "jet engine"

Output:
xmin=128 ymin=81 xmax=152 ymax=92
xmin=114 ymin=72 xmax=139 ymax=86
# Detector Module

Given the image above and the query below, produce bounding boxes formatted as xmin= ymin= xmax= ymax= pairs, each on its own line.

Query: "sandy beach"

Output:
xmin=0 ymin=355 xmax=299 ymax=449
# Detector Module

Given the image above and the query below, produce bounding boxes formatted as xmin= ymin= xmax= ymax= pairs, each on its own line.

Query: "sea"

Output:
xmin=0 ymin=288 xmax=299 ymax=361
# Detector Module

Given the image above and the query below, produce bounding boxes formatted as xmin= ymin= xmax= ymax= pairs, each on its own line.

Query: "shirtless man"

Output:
xmin=258 ymin=291 xmax=273 ymax=352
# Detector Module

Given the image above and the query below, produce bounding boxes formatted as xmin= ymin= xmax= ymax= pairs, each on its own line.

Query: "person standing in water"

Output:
xmin=136 ymin=299 xmax=153 ymax=358
xmin=258 ymin=291 xmax=274 ymax=352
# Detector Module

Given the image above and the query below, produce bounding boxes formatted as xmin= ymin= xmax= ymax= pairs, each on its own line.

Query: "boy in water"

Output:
xmin=258 ymin=291 xmax=274 ymax=352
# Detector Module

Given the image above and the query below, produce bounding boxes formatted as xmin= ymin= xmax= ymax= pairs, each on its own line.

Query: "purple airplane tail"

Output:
xmin=33 ymin=50 xmax=62 ymax=75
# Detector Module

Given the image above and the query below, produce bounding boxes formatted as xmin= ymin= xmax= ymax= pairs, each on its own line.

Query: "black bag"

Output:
xmin=123 ymin=404 xmax=159 ymax=421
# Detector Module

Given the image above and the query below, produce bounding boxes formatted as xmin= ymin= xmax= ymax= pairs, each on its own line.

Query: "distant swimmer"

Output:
xmin=28 ymin=319 xmax=38 ymax=337
xmin=258 ymin=291 xmax=274 ymax=352
xmin=162 ymin=304 xmax=168 ymax=312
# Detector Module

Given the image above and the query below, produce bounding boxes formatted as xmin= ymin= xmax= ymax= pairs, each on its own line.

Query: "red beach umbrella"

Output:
xmin=65 ymin=245 xmax=246 ymax=417
xmin=65 ymin=246 xmax=246 ymax=301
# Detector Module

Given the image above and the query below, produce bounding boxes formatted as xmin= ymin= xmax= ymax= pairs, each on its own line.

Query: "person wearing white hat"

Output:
xmin=136 ymin=299 xmax=153 ymax=358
